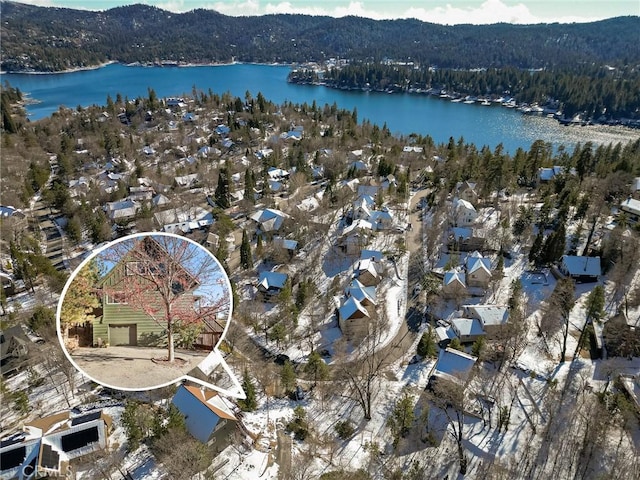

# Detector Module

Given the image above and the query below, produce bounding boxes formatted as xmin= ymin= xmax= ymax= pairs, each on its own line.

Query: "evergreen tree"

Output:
xmin=449 ymin=337 xmax=464 ymax=351
xmin=471 ymin=336 xmax=486 ymax=358
xmin=387 ymin=393 xmax=415 ymax=448
xmin=529 ymin=231 xmax=544 ymax=266
xmin=256 ymin=234 xmax=264 ymax=258
xmin=304 ymin=350 xmax=329 ymax=386
xmin=417 ymin=330 xmax=437 ymax=358
xmin=240 ymin=229 xmax=252 ymax=269
xmin=238 ymin=369 xmax=257 ymax=411
xmin=244 ymin=168 xmax=255 ymax=204
xmin=281 ymin=360 xmax=296 ymax=393
xmin=214 ymin=167 xmax=231 ymax=209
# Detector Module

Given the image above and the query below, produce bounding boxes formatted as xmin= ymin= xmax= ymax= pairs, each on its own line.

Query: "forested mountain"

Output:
xmin=1 ymin=1 xmax=638 ymax=72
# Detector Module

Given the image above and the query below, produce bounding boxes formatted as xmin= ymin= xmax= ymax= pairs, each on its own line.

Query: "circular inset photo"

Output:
xmin=57 ymin=232 xmax=232 ymax=390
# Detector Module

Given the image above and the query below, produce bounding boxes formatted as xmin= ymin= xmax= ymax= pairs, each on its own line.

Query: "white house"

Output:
xmin=463 ymin=304 xmax=509 ymax=336
xmin=452 ymin=198 xmax=478 ymax=226
xmin=450 ymin=317 xmax=485 ymax=343
xmin=442 ymin=270 xmax=467 ymax=299
xmin=104 ymin=200 xmax=139 ymax=221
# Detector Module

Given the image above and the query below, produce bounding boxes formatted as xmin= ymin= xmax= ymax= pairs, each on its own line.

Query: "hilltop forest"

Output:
xmin=0 ymin=1 xmax=639 ymax=72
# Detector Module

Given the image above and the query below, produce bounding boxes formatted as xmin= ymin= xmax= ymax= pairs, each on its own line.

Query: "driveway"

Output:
xmin=70 ymin=345 xmax=210 ymax=390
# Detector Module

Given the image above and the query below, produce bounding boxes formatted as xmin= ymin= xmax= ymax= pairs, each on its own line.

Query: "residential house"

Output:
xmin=174 ymin=174 xmax=200 ymax=189
xmin=559 ymin=255 xmax=601 ymax=283
xmin=257 ymin=271 xmax=288 ymax=302
xmin=442 ymin=270 xmax=467 ymax=299
xmin=429 ymin=348 xmax=477 ymax=385
xmin=354 ymin=258 xmax=381 ymax=287
xmin=93 ymin=237 xmax=201 ymax=347
xmin=273 ymin=237 xmax=299 ymax=258
xmin=338 ymin=296 xmax=370 ymax=338
xmin=250 ymin=209 xmax=288 ymax=233
xmin=0 ymin=410 xmax=112 ymax=480
xmin=463 ymin=305 xmax=509 ymax=336
xmin=357 ymin=185 xmax=379 ymax=199
xmin=128 ymin=186 xmax=154 ymax=202
xmin=370 ymin=209 xmax=394 ymax=231
xmin=171 ymin=384 xmax=237 ymax=453
xmin=538 ymin=166 xmax=565 ymax=183
xmin=450 ymin=317 xmax=485 ymax=343
xmin=345 ymin=279 xmax=377 ymax=307
xmin=455 ymin=181 xmax=479 ymax=205
xmin=1 ymin=326 xmax=32 ymax=376
xmin=620 ymin=197 xmax=640 ymax=223
xmin=154 ymin=206 xmax=213 ymax=234
xmin=104 ymin=200 xmax=139 ymax=221
xmin=380 ymin=175 xmax=397 ymax=192
xmin=0 ymin=206 xmax=25 ymax=219
xmin=451 ymin=198 xmax=478 ymax=226
xmin=465 ymin=251 xmax=492 ymax=288
xmin=151 ymin=194 xmax=170 ymax=208
xmin=360 ymin=250 xmax=384 ymax=262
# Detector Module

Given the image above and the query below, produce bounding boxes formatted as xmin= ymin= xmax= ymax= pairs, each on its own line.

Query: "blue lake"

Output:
xmin=4 ymin=63 xmax=638 ymax=153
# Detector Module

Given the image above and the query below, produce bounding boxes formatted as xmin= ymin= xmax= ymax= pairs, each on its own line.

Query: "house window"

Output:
xmin=126 ymin=262 xmax=148 ymax=275
xmin=107 ymin=291 xmax=127 ymax=304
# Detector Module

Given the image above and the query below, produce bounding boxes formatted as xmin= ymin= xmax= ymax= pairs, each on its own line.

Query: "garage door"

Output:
xmin=109 ymin=325 xmax=137 ymax=346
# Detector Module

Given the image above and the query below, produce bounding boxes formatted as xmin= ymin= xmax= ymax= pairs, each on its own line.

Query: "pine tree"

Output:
xmin=387 ymin=393 xmax=415 ymax=448
xmin=529 ymin=231 xmax=544 ymax=266
xmin=244 ymin=168 xmax=255 ymax=204
xmin=256 ymin=234 xmax=263 ymax=258
xmin=214 ymin=167 xmax=231 ymax=209
xmin=304 ymin=350 xmax=328 ymax=386
xmin=240 ymin=229 xmax=252 ymax=269
xmin=281 ymin=360 xmax=296 ymax=393
xmin=449 ymin=337 xmax=464 ymax=351
xmin=238 ymin=369 xmax=257 ymax=411
xmin=417 ymin=330 xmax=437 ymax=358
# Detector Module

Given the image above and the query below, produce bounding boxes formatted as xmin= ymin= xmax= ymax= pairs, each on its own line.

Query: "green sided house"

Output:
xmin=92 ymin=237 xmax=201 ymax=347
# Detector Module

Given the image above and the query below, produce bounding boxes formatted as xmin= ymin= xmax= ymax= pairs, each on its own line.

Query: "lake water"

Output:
xmin=4 ymin=63 xmax=638 ymax=153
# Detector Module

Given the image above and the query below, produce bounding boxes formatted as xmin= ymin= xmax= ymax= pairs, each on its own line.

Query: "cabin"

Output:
xmin=257 ymin=271 xmax=288 ymax=302
xmin=0 ymin=326 xmax=32 ymax=377
xmin=172 ymin=384 xmax=238 ymax=453
xmin=345 ymin=279 xmax=377 ymax=307
xmin=338 ymin=296 xmax=370 ymax=339
xmin=450 ymin=317 xmax=485 ymax=343
xmin=463 ymin=305 xmax=509 ymax=336
xmin=620 ymin=197 xmax=640 ymax=224
xmin=429 ymin=348 xmax=477 ymax=386
xmin=0 ymin=410 xmax=112 ymax=480
xmin=250 ymin=209 xmax=288 ymax=233
xmin=559 ymin=255 xmax=601 ymax=283
xmin=451 ymin=198 xmax=478 ymax=226
xmin=442 ymin=271 xmax=467 ymax=299
xmin=93 ymin=237 xmax=201 ymax=347
xmin=354 ymin=258 xmax=381 ymax=287
xmin=465 ymin=251 xmax=492 ymax=288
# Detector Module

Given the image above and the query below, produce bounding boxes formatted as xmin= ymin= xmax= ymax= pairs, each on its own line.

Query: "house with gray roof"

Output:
xmin=620 ymin=197 xmax=640 ymax=223
xmin=430 ymin=348 xmax=477 ymax=385
xmin=463 ymin=305 xmax=509 ymax=336
xmin=465 ymin=251 xmax=492 ymax=288
xmin=450 ymin=317 xmax=485 ymax=343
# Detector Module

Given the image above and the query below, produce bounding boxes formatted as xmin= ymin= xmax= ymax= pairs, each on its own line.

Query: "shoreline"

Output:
xmin=1 ymin=60 xmax=293 ymax=75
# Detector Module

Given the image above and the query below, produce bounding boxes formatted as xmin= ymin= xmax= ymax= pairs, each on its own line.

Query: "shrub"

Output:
xmin=334 ymin=420 xmax=355 ymax=440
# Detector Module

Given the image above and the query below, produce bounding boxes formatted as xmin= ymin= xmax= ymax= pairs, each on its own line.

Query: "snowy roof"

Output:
xmin=621 ymin=197 xmax=640 ymax=216
xmin=0 ymin=205 xmax=22 ymax=217
xmin=174 ymin=173 xmax=199 ymax=187
xmin=274 ymin=236 xmax=298 ymax=251
xmin=435 ymin=326 xmax=456 ymax=343
xmin=434 ymin=348 xmax=477 ymax=382
xmin=267 ymin=167 xmax=289 ymax=179
xmin=561 ymin=255 xmax=601 ymax=277
xmin=154 ymin=206 xmax=213 ymax=231
xmin=360 ymin=250 xmax=383 ymax=262
xmin=180 ymin=385 xmax=237 ymax=420
xmin=151 ymin=194 xmax=170 ymax=206
xmin=451 ymin=317 xmax=485 ymax=338
xmin=444 ymin=270 xmax=466 ymax=287
xmin=338 ymin=296 xmax=370 ymax=322
xmin=454 ymin=198 xmax=476 ymax=212
xmin=357 ymin=185 xmax=379 ymax=198
xmin=466 ymin=253 xmax=491 ymax=275
xmin=105 ymin=200 xmax=138 ymax=219
xmin=355 ymin=258 xmax=379 ymax=278
xmin=464 ymin=305 xmax=509 ymax=327
xmin=451 ymin=227 xmax=473 ymax=240
xmin=345 ymin=279 xmax=377 ymax=305
xmin=250 ymin=209 xmax=288 ymax=231
xmin=258 ymin=271 xmax=288 ymax=291
xmin=342 ymin=219 xmax=374 ymax=237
